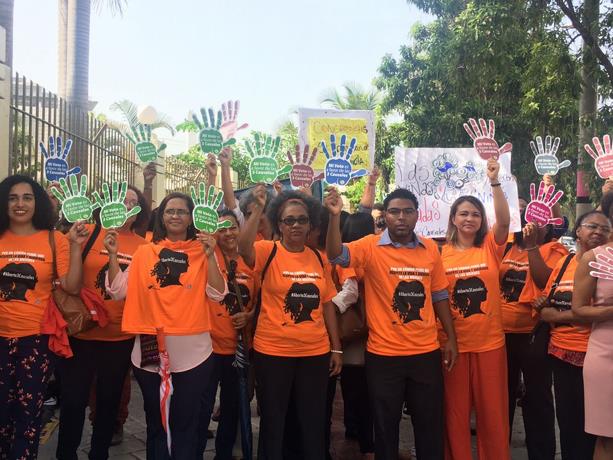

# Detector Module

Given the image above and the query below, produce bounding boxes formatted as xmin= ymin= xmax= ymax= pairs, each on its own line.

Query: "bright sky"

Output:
xmin=14 ymin=0 xmax=430 ymax=151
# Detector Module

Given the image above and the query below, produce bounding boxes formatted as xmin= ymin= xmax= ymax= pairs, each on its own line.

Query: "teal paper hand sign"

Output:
xmin=245 ymin=133 xmax=292 ymax=184
xmin=193 ymin=107 xmax=237 ymax=155
xmin=531 ymin=135 xmax=570 ymax=176
xmin=124 ymin=124 xmax=167 ymax=163
xmin=191 ymin=183 xmax=232 ymax=233
xmin=321 ymin=134 xmax=367 ymax=186
xmin=51 ymin=174 xmax=98 ymax=223
xmin=40 ymin=136 xmax=81 ymax=181
xmin=93 ymin=181 xmax=141 ymax=229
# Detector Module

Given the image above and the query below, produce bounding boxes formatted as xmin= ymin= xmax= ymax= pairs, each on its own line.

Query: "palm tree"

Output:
xmin=321 ymin=82 xmax=380 ymax=110
xmin=109 ymin=99 xmax=175 ymax=135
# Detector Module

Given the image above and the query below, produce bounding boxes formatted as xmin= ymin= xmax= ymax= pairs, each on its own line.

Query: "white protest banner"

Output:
xmin=394 ymin=147 xmax=521 ymax=238
xmin=298 ymin=108 xmax=375 ymax=180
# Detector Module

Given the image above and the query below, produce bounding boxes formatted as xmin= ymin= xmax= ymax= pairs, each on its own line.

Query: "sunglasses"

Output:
xmin=279 ymin=216 xmax=310 ymax=226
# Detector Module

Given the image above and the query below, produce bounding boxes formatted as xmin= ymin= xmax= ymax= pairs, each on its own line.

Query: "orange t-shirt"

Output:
xmin=439 ymin=232 xmax=505 ymax=353
xmin=121 ymin=238 xmax=211 ymax=335
xmin=545 ymin=256 xmax=591 ymax=352
xmin=253 ymin=240 xmax=336 ymax=357
xmin=76 ymin=225 xmax=147 ymax=341
xmin=345 ymin=234 xmax=448 ymax=356
xmin=209 ymin=250 xmax=255 ymax=355
xmin=0 ymin=230 xmax=69 ymax=337
xmin=500 ymin=241 xmax=568 ymax=333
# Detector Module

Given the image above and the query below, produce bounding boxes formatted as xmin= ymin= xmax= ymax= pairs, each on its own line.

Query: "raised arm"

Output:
xmin=219 ymin=147 xmax=238 ymax=211
xmin=197 ymin=232 xmax=226 ymax=293
xmin=359 ymin=167 xmax=379 ymax=212
xmin=324 ymin=188 xmax=345 ymax=261
xmin=572 ymin=249 xmax=613 ymax=321
xmin=205 ymin=153 xmax=218 ymax=190
xmin=523 ymin=223 xmax=553 ymax=290
xmin=103 ymin=229 xmax=121 ymax=285
xmin=488 ymin=158 xmax=510 ymax=244
xmin=238 ymin=185 xmax=267 ymax=268
xmin=61 ymin=222 xmax=90 ymax=295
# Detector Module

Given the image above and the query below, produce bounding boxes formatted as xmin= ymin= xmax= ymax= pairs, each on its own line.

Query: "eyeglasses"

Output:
xmin=164 ymin=208 xmax=190 ymax=217
xmin=386 ymin=208 xmax=416 ymax=217
xmin=279 ymin=216 xmax=310 ymax=226
xmin=581 ymin=223 xmax=612 ymax=233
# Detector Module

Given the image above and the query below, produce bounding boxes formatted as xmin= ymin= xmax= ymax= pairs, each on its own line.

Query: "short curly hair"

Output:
xmin=266 ymin=191 xmax=322 ymax=235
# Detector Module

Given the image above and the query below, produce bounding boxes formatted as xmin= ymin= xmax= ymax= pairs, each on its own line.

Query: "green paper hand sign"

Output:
xmin=51 ymin=174 xmax=99 ymax=223
xmin=192 ymin=107 xmax=237 ymax=155
xmin=124 ymin=124 xmax=167 ymax=163
xmin=245 ymin=133 xmax=292 ymax=184
xmin=93 ymin=181 xmax=142 ymax=229
xmin=191 ymin=183 xmax=232 ymax=233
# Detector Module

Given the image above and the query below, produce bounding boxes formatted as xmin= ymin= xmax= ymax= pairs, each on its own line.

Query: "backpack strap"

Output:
xmin=307 ymin=246 xmax=324 ymax=268
xmin=546 ymin=253 xmax=575 ymax=302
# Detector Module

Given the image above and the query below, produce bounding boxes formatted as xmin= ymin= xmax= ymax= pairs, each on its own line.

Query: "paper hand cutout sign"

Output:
xmin=589 ymin=246 xmax=613 ymax=280
xmin=193 ymin=107 xmax=237 ymax=155
xmin=219 ymin=100 xmax=248 ymax=142
xmin=125 ymin=125 xmax=167 ymax=163
xmin=463 ymin=118 xmax=512 ymax=160
xmin=51 ymin=174 xmax=98 ymax=223
xmin=525 ymin=181 xmax=564 ymax=227
xmin=245 ymin=133 xmax=292 ymax=184
xmin=585 ymin=135 xmax=613 ymax=179
xmin=531 ymin=135 xmax=571 ymax=176
xmin=93 ymin=181 xmax=141 ymax=229
xmin=321 ymin=134 xmax=368 ymax=186
xmin=190 ymin=183 xmax=232 ymax=233
xmin=287 ymin=145 xmax=323 ymax=188
xmin=40 ymin=136 xmax=81 ymax=181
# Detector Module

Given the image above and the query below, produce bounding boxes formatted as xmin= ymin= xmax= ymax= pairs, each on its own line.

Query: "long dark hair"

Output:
xmin=0 ymin=175 xmax=55 ymax=236
xmin=152 ymin=192 xmax=196 ymax=243
xmin=446 ymin=196 xmax=489 ymax=247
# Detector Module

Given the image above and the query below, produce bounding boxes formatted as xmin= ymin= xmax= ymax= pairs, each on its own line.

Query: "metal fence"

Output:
xmin=165 ymin=156 xmax=205 ymax=194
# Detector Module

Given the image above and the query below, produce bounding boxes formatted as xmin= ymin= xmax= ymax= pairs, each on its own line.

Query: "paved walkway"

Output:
xmin=38 ymin=374 xmax=557 ymax=459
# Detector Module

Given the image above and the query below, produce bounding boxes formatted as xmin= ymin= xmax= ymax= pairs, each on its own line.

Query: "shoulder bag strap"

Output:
xmin=81 ymin=224 xmax=101 ymax=262
xmin=48 ymin=229 xmax=59 ymax=283
xmin=546 ymin=253 xmax=575 ymax=302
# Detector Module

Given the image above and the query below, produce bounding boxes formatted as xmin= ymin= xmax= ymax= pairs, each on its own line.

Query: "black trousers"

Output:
xmin=254 ymin=351 xmax=329 ymax=460
xmin=506 ymin=333 xmax=555 ymax=460
xmin=365 ymin=350 xmax=444 ymax=460
xmin=56 ymin=337 xmax=134 ymax=460
xmin=340 ymin=365 xmax=374 ymax=454
xmin=550 ymin=355 xmax=596 ymax=460
xmin=134 ymin=355 xmax=214 ymax=460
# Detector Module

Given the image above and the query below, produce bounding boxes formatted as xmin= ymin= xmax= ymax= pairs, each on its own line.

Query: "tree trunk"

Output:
xmin=65 ymin=0 xmax=89 ymax=112
xmin=576 ymin=0 xmax=599 ymax=219
xmin=57 ymin=0 xmax=68 ymax=98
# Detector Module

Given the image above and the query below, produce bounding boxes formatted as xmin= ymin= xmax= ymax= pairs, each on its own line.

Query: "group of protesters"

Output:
xmin=1 ymin=147 xmax=613 ymax=460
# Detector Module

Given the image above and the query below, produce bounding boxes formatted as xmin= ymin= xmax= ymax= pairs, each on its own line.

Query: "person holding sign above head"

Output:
xmin=500 ymin=203 xmax=568 ymax=459
xmin=104 ymin=192 xmax=227 ymax=459
xmin=438 ymin=158 xmax=511 ymax=460
xmin=56 ymin=185 xmax=150 ymax=460
xmin=325 ymin=187 xmax=458 ymax=460
xmin=0 ymin=175 xmax=89 ymax=460
xmin=238 ymin=186 xmax=342 ymax=460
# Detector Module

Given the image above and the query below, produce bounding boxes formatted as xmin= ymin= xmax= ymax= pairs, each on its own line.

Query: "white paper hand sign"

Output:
xmin=585 ymin=135 xmax=613 ymax=179
xmin=287 ymin=145 xmax=323 ymax=188
xmin=51 ymin=174 xmax=98 ymax=223
xmin=589 ymin=246 xmax=613 ymax=280
xmin=463 ymin=118 xmax=512 ymax=160
xmin=40 ymin=136 xmax=81 ymax=181
xmin=124 ymin=124 xmax=167 ymax=163
xmin=525 ymin=181 xmax=564 ymax=227
xmin=531 ymin=135 xmax=571 ymax=175
xmin=321 ymin=134 xmax=368 ymax=186
xmin=191 ymin=183 xmax=232 ymax=233
xmin=219 ymin=100 xmax=248 ymax=142
xmin=93 ymin=181 xmax=141 ymax=229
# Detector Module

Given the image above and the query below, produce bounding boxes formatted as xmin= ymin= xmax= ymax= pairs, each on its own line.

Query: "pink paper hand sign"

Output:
xmin=219 ymin=100 xmax=248 ymax=142
xmin=463 ymin=118 xmax=512 ymax=160
xmin=589 ymin=246 xmax=613 ymax=280
xmin=286 ymin=144 xmax=324 ymax=188
xmin=584 ymin=135 xmax=613 ymax=179
xmin=525 ymin=181 xmax=564 ymax=227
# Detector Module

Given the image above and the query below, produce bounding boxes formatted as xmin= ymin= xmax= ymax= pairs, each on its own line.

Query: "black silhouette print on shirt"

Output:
xmin=392 ymin=280 xmax=426 ymax=324
xmin=150 ymin=248 xmax=189 ymax=288
xmin=222 ymin=283 xmax=251 ymax=316
xmin=501 ymin=269 xmax=527 ymax=302
xmin=0 ymin=263 xmax=38 ymax=301
xmin=452 ymin=277 xmax=488 ymax=318
xmin=550 ymin=290 xmax=572 ymax=328
xmin=95 ymin=262 xmax=129 ymax=299
xmin=283 ymin=282 xmax=320 ymax=323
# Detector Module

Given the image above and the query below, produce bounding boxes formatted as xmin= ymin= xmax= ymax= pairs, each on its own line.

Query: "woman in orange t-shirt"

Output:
xmin=500 ymin=217 xmax=568 ymax=459
xmin=56 ymin=185 xmax=150 ymax=460
xmin=0 ymin=175 xmax=88 ymax=459
xmin=439 ymin=158 xmax=511 ymax=460
xmin=532 ymin=211 xmax=609 ymax=459
xmin=238 ymin=186 xmax=341 ymax=460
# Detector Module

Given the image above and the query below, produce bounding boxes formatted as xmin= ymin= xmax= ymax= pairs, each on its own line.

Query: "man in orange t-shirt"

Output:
xmin=326 ymin=187 xmax=457 ymax=460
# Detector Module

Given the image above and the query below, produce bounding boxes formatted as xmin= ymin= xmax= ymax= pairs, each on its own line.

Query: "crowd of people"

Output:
xmin=1 ymin=150 xmax=612 ymax=460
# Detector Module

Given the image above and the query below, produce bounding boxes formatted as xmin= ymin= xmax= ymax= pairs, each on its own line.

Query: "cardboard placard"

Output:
xmin=125 ymin=125 xmax=166 ymax=163
xmin=531 ymin=135 xmax=570 ymax=175
xmin=245 ymin=133 xmax=292 ymax=184
xmin=192 ymin=107 xmax=236 ymax=155
xmin=40 ymin=136 xmax=81 ymax=181
xmin=93 ymin=181 xmax=142 ymax=229
xmin=287 ymin=145 xmax=321 ymax=188
xmin=50 ymin=174 xmax=96 ymax=223
xmin=525 ymin=181 xmax=564 ymax=227
xmin=190 ymin=183 xmax=232 ymax=233
xmin=463 ymin=118 xmax=512 ymax=160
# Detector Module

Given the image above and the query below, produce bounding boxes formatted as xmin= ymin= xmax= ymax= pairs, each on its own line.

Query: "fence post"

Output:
xmin=0 ymin=25 xmax=10 ymax=179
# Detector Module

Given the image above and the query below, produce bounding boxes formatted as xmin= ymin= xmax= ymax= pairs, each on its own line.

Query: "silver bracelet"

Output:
xmin=331 ymin=349 xmax=343 ymax=354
